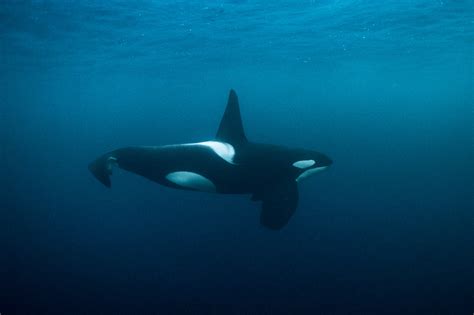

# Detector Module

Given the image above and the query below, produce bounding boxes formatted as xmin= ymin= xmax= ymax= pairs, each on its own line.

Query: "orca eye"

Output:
xmin=292 ymin=160 xmax=315 ymax=169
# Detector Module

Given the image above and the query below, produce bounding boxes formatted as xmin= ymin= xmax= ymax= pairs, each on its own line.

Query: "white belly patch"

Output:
xmin=165 ymin=171 xmax=217 ymax=192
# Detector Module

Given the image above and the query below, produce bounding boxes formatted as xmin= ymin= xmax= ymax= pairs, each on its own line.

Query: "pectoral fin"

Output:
xmin=260 ymin=180 xmax=299 ymax=230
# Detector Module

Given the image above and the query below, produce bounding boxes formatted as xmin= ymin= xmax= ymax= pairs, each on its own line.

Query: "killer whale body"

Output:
xmin=89 ymin=90 xmax=332 ymax=230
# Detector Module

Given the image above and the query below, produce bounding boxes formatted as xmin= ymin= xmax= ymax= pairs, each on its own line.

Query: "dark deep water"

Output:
xmin=1 ymin=1 xmax=473 ymax=314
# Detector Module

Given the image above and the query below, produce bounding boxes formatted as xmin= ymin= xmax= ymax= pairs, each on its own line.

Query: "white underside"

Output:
xmin=296 ymin=166 xmax=328 ymax=182
xmin=165 ymin=171 xmax=217 ymax=192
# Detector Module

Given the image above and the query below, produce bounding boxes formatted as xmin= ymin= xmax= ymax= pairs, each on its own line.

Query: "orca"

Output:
xmin=89 ymin=90 xmax=332 ymax=230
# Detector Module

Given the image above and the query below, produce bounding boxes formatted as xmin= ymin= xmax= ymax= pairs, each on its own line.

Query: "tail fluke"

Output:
xmin=88 ymin=154 xmax=117 ymax=188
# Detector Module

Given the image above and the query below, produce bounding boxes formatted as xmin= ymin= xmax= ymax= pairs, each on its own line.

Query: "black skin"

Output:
xmin=98 ymin=142 xmax=332 ymax=195
xmin=89 ymin=89 xmax=332 ymax=230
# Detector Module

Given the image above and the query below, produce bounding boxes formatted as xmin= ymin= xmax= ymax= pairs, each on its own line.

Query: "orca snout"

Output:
xmin=318 ymin=153 xmax=332 ymax=167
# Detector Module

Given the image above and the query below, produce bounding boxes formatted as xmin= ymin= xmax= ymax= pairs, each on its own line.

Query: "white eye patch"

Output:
xmin=292 ymin=159 xmax=315 ymax=169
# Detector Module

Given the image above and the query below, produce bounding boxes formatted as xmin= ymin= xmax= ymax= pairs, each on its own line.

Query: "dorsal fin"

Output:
xmin=216 ymin=89 xmax=247 ymax=144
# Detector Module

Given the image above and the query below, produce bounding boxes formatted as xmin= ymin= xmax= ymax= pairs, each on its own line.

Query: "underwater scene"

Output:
xmin=1 ymin=1 xmax=473 ymax=314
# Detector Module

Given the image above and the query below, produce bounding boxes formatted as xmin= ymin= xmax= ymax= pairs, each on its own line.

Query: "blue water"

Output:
xmin=2 ymin=1 xmax=473 ymax=314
